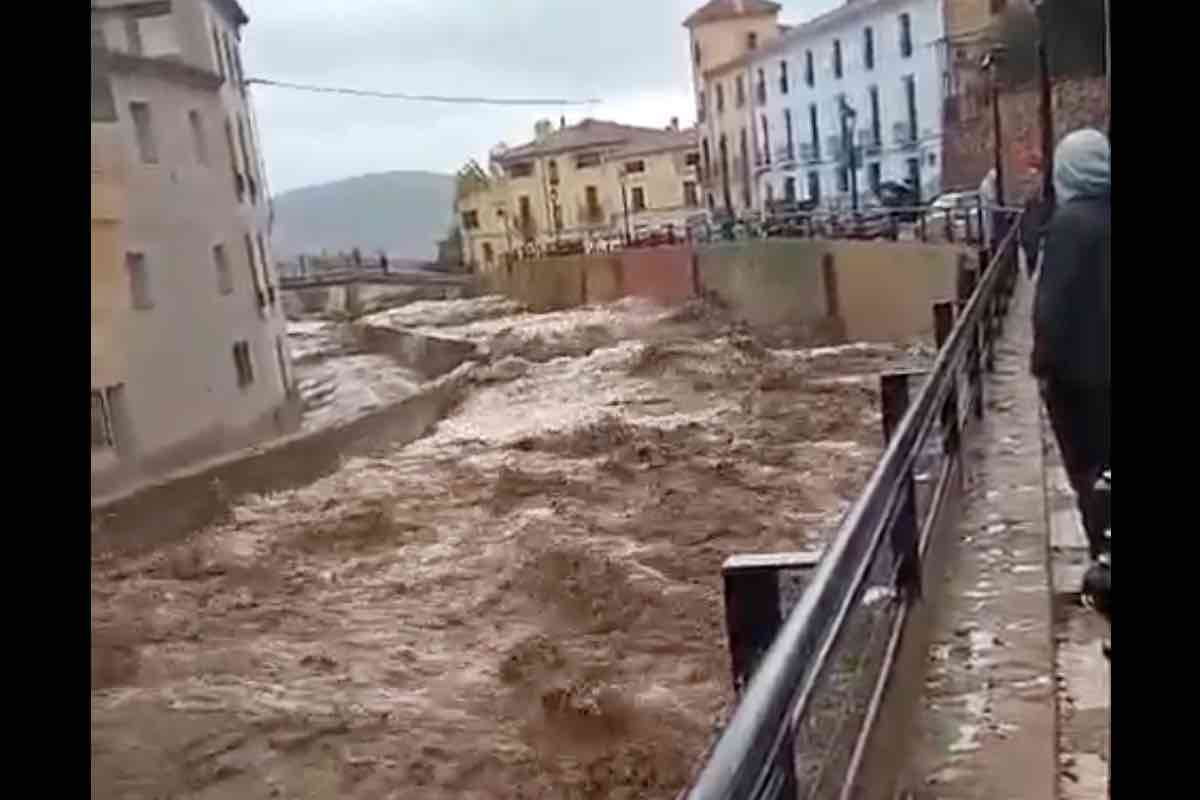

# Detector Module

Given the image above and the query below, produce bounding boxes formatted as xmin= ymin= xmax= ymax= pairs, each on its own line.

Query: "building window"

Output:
xmin=585 ymin=185 xmax=600 ymax=215
xmin=805 ymin=50 xmax=815 ymax=87
xmin=838 ymin=167 xmax=850 ymax=193
xmin=548 ymin=159 xmax=559 ymax=184
xmin=698 ymin=90 xmax=707 ymax=122
xmin=694 ymin=41 xmax=702 ymax=66
xmin=868 ymin=162 xmax=882 ymax=195
xmin=213 ymin=243 xmax=233 ymax=295
xmin=92 ymin=70 xmax=117 ymax=122
xmin=809 ymin=104 xmax=820 ymax=160
xmin=91 ymin=389 xmax=115 ymax=451
xmin=864 ymin=26 xmax=875 ymax=70
xmin=735 ymin=75 xmax=746 ymax=108
xmin=222 ymin=31 xmax=237 ymax=87
xmin=257 ymin=233 xmax=273 ymax=303
xmin=784 ymin=108 xmax=794 ymax=159
xmin=244 ymin=234 xmax=265 ymax=308
xmin=232 ymin=341 xmax=254 ymax=388
xmin=482 ymin=242 xmax=495 ymax=265
xmin=509 ymin=161 xmax=535 ymax=177
xmin=780 ymin=61 xmax=789 ymax=94
xmin=124 ymin=17 xmax=143 ymax=56
xmin=869 ymin=86 xmax=881 ymax=146
xmin=188 ymin=110 xmax=209 ymax=165
xmin=900 ymin=13 xmax=913 ymax=59
xmin=833 ymin=39 xmax=843 ymax=79
xmin=765 ymin=182 xmax=775 ymax=207
xmin=461 ymin=210 xmax=480 ymax=230
xmin=237 ymin=115 xmax=256 ymax=204
xmin=702 ymin=139 xmax=712 ymax=178
xmin=716 ymin=83 xmax=725 ymax=113
xmin=126 ymin=252 xmax=152 ymax=309
xmin=211 ymin=25 xmax=226 ymax=79
xmin=225 ymin=119 xmax=243 ymax=200
xmin=747 ymin=32 xmax=758 ymax=50
xmin=129 ymin=102 xmax=158 ymax=164
xmin=906 ymin=157 xmax=922 ymax=203
xmin=683 ymin=181 xmax=698 ymax=207
xmin=233 ymin=45 xmax=246 ymax=94
xmin=761 ymin=115 xmax=771 ymax=164
xmin=624 ymin=160 xmax=646 ymax=174
xmin=904 ymin=74 xmax=918 ymax=140
xmin=807 ymin=171 xmax=821 ymax=204
xmin=575 ymin=153 xmax=601 ymax=169
xmin=685 ymin=152 xmax=701 ymax=168
xmin=275 ymin=336 xmax=291 ymax=394
xmin=784 ymin=177 xmax=797 ymax=203
xmin=631 ymin=186 xmax=646 ymax=212
xmin=756 ymin=69 xmax=767 ymax=104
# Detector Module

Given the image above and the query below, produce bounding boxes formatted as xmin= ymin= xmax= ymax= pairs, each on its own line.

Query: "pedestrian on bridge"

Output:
xmin=1032 ymin=128 xmax=1110 ymax=566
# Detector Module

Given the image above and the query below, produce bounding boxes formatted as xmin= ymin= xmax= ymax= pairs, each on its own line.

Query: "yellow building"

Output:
xmin=685 ymin=0 xmax=786 ymax=216
xmin=455 ymin=118 xmax=700 ymax=272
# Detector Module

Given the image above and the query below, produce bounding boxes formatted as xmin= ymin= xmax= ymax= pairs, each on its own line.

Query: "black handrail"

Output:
xmin=684 ymin=215 xmax=1023 ymax=800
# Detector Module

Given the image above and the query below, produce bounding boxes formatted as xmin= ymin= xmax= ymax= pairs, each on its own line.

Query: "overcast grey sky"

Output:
xmin=242 ymin=0 xmax=835 ymax=194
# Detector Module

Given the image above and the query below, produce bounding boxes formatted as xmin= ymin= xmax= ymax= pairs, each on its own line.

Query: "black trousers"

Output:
xmin=1041 ymin=379 xmax=1111 ymax=558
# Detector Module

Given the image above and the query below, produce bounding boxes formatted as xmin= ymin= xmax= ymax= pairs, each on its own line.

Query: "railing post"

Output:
xmin=881 ymin=372 xmax=923 ymax=600
xmin=933 ymin=301 xmax=962 ymax=459
xmin=956 ymin=258 xmax=984 ymax=419
xmin=720 ymin=552 xmax=818 ymax=797
xmin=980 ymin=248 xmax=999 ymax=373
xmin=944 ymin=209 xmax=954 ymax=243
xmin=918 ymin=210 xmax=927 ymax=243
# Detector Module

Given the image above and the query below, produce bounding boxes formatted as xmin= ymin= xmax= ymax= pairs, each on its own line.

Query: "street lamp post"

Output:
xmin=983 ymin=48 xmax=1006 ymax=208
xmin=1032 ymin=0 xmax=1055 ymax=203
xmin=839 ymin=98 xmax=859 ymax=214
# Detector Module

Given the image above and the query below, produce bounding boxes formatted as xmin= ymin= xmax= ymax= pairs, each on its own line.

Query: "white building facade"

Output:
xmin=736 ymin=0 xmax=948 ymax=211
xmin=91 ymin=0 xmax=297 ymax=496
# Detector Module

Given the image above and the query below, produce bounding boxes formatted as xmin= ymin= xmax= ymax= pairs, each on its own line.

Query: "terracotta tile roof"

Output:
xmin=497 ymin=119 xmax=696 ymax=163
xmin=683 ymin=0 xmax=782 ymax=27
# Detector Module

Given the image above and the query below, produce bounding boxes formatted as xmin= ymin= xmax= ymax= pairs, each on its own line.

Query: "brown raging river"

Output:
xmin=92 ymin=295 xmax=933 ymax=800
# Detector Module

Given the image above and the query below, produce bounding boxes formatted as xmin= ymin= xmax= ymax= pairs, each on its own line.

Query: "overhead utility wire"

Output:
xmin=244 ymin=78 xmax=601 ymax=107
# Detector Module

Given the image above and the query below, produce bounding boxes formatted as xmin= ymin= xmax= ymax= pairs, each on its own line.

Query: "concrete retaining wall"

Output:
xmin=698 ymin=239 xmax=964 ymax=342
xmin=485 ymin=246 xmax=696 ymax=311
xmin=352 ymin=324 xmax=483 ymax=379
xmin=91 ymin=365 xmax=474 ymax=557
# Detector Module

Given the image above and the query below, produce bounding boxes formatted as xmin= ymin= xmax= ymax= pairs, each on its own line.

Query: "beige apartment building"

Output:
xmin=455 ymin=118 xmax=701 ymax=272
xmin=91 ymin=0 xmax=296 ymax=497
xmin=686 ymin=0 xmax=787 ymax=216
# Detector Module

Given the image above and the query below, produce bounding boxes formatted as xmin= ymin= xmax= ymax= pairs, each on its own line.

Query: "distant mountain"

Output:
xmin=271 ymin=171 xmax=456 ymax=261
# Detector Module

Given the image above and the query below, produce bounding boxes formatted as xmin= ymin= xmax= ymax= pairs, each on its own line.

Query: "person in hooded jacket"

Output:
xmin=1032 ymin=129 xmax=1110 ymax=564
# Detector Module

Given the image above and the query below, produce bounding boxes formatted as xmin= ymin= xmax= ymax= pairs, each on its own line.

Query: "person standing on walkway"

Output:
xmin=979 ymin=168 xmax=998 ymax=248
xmin=1032 ymin=128 xmax=1110 ymax=563
xmin=1020 ymin=154 xmax=1051 ymax=278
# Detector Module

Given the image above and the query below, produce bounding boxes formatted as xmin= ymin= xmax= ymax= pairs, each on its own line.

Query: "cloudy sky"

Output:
xmin=242 ymin=0 xmax=837 ymax=194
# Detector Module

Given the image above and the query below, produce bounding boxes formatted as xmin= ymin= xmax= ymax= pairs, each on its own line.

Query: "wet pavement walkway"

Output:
xmin=903 ymin=269 xmax=1060 ymax=799
xmin=1045 ymin=425 xmax=1111 ymax=798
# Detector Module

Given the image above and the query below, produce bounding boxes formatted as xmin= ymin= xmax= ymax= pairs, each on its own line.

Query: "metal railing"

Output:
xmin=684 ymin=213 xmax=1022 ymax=800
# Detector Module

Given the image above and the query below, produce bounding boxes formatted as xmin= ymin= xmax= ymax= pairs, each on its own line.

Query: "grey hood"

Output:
xmin=1053 ymin=129 xmax=1110 ymax=204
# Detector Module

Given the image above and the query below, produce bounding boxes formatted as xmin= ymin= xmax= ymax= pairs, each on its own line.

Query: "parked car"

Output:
xmin=876 ymin=181 xmax=921 ymax=222
xmin=928 ymin=191 xmax=980 ymax=241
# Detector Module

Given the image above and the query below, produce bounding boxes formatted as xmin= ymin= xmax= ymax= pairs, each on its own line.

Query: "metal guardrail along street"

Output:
xmin=684 ymin=212 xmax=1022 ymax=800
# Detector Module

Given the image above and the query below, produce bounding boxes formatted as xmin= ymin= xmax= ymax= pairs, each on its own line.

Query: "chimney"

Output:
xmin=669 ymin=116 xmax=680 ymax=131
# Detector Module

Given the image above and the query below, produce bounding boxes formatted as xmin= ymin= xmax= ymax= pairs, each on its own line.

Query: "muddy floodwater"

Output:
xmin=92 ymin=295 xmax=933 ymax=800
